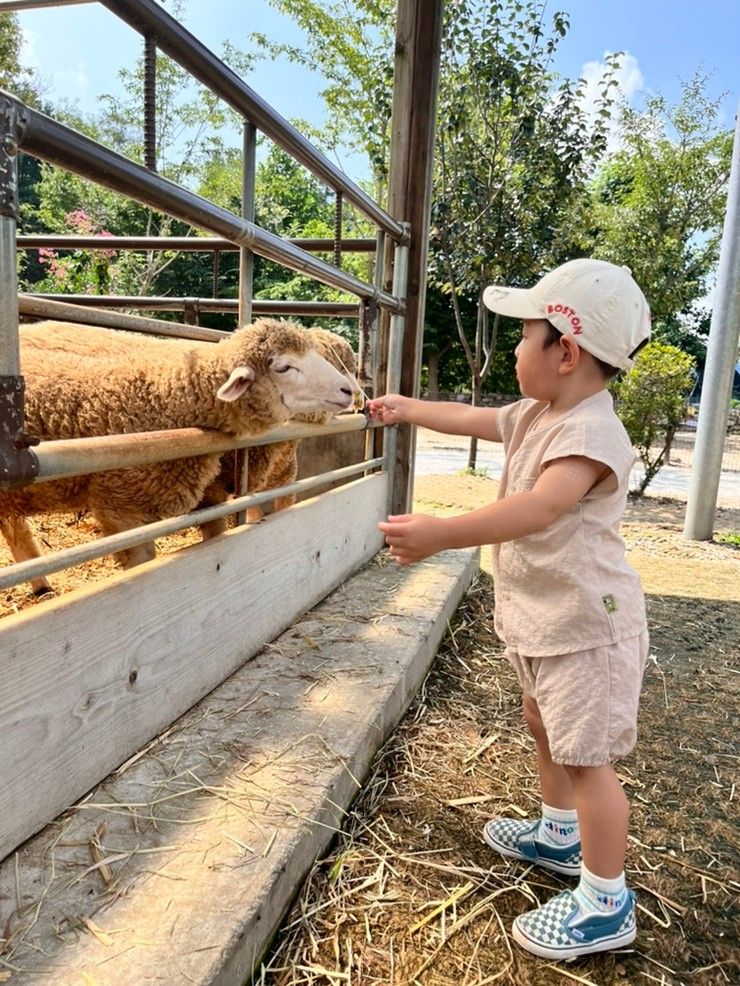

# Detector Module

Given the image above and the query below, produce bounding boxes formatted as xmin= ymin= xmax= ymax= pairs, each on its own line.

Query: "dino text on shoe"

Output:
xmin=483 ymin=818 xmax=582 ymax=877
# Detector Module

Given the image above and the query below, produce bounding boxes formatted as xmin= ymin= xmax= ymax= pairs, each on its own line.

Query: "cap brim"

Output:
xmin=482 ymin=284 xmax=543 ymax=320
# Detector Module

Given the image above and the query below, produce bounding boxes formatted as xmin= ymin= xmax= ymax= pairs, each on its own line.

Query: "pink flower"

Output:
xmin=66 ymin=209 xmax=95 ymax=234
xmin=37 ymin=246 xmax=65 ymax=279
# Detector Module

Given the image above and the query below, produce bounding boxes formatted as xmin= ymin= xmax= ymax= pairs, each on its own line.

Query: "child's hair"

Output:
xmin=542 ymin=321 xmax=621 ymax=380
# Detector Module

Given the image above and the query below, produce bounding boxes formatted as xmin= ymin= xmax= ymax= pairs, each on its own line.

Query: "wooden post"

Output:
xmin=385 ymin=0 xmax=443 ymax=515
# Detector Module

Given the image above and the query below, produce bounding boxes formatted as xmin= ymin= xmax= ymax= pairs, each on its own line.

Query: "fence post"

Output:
xmin=684 ymin=105 xmax=740 ymax=541
xmin=0 ymin=93 xmax=38 ymax=489
xmin=385 ymin=0 xmax=443 ymax=516
xmin=238 ymin=120 xmax=256 ymax=327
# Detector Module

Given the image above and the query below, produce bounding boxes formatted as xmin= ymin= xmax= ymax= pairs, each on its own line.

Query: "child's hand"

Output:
xmin=366 ymin=393 xmax=412 ymax=425
xmin=378 ymin=513 xmax=447 ymax=565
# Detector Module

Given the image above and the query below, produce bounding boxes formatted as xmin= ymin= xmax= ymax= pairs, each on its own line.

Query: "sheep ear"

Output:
xmin=217 ymin=365 xmax=256 ymax=402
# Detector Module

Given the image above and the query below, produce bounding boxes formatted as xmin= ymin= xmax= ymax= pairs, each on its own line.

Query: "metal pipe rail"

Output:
xmin=0 ymin=1 xmax=94 ymax=9
xmin=0 ymin=454 xmax=385 ymax=591
xmin=27 ymin=414 xmax=375 ymax=485
xmin=7 ymin=93 xmax=403 ymax=314
xmin=24 ymin=294 xmax=361 ymax=319
xmin=18 ymin=294 xmax=230 ymax=340
xmin=17 ymin=235 xmax=377 ymax=253
xmin=0 ymin=0 xmax=404 ymax=240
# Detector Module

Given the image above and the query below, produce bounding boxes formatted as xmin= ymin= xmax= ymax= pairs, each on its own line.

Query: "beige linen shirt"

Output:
xmin=492 ymin=389 xmax=647 ymax=656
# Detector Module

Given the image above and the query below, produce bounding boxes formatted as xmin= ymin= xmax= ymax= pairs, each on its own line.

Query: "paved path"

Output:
xmin=414 ymin=428 xmax=740 ymax=507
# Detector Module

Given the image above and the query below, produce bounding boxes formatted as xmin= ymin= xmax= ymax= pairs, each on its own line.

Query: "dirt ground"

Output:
xmin=252 ymin=475 xmax=739 ymax=986
xmin=1 ymin=477 xmax=739 ymax=985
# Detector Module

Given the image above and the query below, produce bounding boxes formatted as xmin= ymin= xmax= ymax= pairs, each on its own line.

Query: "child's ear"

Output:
xmin=558 ymin=336 xmax=580 ymax=373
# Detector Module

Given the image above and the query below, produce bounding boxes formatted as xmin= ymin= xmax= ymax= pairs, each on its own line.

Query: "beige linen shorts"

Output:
xmin=505 ymin=631 xmax=650 ymax=767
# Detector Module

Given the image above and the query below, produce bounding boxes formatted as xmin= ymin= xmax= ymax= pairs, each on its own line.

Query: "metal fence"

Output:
xmin=0 ymin=0 xmax=411 ymax=590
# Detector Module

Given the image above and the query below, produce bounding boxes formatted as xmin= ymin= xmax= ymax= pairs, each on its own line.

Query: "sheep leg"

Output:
xmin=92 ymin=508 xmax=157 ymax=569
xmin=0 ymin=515 xmax=54 ymax=596
xmin=271 ymin=493 xmax=297 ymax=513
xmin=197 ymin=477 xmax=231 ymax=540
xmin=118 ymin=541 xmax=157 ymax=568
xmin=244 ymin=504 xmax=265 ymax=523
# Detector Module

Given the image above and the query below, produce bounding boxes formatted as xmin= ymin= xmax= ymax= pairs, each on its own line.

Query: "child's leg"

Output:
xmin=483 ymin=693 xmax=582 ymax=877
xmin=512 ymin=761 xmax=636 ymax=958
xmin=523 ymin=694 xmax=574 ymax=810
xmin=565 ymin=763 xmax=628 ymax=878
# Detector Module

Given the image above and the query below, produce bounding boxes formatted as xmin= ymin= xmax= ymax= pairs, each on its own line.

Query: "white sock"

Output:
xmin=574 ymin=863 xmax=628 ymax=914
xmin=538 ymin=803 xmax=579 ymax=847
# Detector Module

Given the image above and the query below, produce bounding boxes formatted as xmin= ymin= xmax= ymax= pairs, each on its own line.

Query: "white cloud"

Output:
xmin=20 ymin=25 xmax=89 ymax=99
xmin=56 ymin=62 xmax=90 ymax=94
xmin=579 ymin=51 xmax=644 ymax=151
xmin=20 ymin=26 xmax=41 ymax=71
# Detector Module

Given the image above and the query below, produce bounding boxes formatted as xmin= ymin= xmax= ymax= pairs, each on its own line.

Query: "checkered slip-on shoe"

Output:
xmin=512 ymin=889 xmax=637 ymax=960
xmin=483 ymin=818 xmax=582 ymax=876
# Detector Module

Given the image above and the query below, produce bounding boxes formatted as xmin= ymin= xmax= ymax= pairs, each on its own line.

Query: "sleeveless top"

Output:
xmin=492 ymin=390 xmax=647 ymax=656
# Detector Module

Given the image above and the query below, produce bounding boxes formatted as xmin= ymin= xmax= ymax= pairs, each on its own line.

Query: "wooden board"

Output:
xmin=0 ymin=473 xmax=387 ymax=862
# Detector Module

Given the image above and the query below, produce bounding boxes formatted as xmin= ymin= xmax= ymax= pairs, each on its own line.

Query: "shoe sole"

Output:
xmin=512 ymin=920 xmax=636 ymax=959
xmin=482 ymin=826 xmax=581 ymax=877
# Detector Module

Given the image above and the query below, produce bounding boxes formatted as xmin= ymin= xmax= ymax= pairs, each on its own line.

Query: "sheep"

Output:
xmin=17 ymin=319 xmax=358 ymax=524
xmin=1 ymin=318 xmax=358 ymax=595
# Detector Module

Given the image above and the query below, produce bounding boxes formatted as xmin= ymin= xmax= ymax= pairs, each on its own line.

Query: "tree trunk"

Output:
xmin=427 ymin=350 xmax=442 ymax=401
xmin=467 ymin=373 xmax=482 ymax=471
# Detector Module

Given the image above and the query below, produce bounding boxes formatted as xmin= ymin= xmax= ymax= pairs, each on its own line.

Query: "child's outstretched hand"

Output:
xmin=366 ymin=393 xmax=412 ymax=425
xmin=379 ymin=513 xmax=448 ymax=565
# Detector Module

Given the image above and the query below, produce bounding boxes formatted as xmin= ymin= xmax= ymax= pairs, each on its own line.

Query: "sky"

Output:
xmin=16 ymin=0 xmax=740 ymax=188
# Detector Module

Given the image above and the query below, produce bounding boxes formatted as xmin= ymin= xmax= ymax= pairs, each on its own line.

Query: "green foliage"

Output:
xmin=252 ymin=1 xmax=395 ymax=194
xmin=15 ymin=21 xmax=246 ymax=323
xmin=0 ymin=12 xmax=41 ymax=105
xmin=588 ymin=74 xmax=732 ymax=356
xmin=248 ymin=143 xmax=372 ymax=341
xmin=428 ymin=0 xmax=618 ymax=463
xmin=614 ymin=342 xmax=695 ymax=495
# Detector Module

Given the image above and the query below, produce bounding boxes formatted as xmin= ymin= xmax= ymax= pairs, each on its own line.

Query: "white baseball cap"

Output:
xmin=482 ymin=258 xmax=651 ymax=370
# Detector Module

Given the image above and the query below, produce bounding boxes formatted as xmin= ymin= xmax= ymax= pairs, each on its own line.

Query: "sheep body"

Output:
xmin=1 ymin=319 xmax=356 ymax=589
xmin=18 ymin=319 xmax=357 ymax=511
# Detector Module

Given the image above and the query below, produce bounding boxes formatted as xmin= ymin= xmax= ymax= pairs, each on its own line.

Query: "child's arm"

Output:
xmin=379 ymin=455 xmax=610 ymax=565
xmin=367 ymin=393 xmax=502 ymax=443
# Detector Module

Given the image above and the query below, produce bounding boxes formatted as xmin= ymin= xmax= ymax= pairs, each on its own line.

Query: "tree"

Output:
xmin=18 ymin=12 xmax=251 ymax=320
xmin=250 ymin=1 xmax=396 ymax=198
xmin=430 ymin=0 xmax=618 ymax=468
xmin=17 ymin=1 xmax=374 ymax=335
xmin=0 ymin=11 xmax=41 ymax=106
xmin=614 ymin=342 xmax=695 ymax=496
xmin=588 ymin=74 xmax=733 ymax=363
xmin=244 ymin=142 xmax=372 ymax=342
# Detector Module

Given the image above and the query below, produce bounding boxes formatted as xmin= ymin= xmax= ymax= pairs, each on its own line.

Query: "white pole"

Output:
xmin=684 ymin=105 xmax=740 ymax=540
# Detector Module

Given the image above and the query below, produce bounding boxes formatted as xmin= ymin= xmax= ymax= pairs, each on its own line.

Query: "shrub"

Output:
xmin=614 ymin=342 xmax=695 ymax=495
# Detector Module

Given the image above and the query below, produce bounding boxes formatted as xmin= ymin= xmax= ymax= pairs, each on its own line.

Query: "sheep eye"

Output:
xmin=273 ymin=364 xmax=294 ymax=374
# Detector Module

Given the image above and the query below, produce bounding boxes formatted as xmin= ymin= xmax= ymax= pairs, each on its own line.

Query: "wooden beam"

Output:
xmin=0 ymin=474 xmax=386 ymax=862
xmin=386 ymin=0 xmax=443 ymax=514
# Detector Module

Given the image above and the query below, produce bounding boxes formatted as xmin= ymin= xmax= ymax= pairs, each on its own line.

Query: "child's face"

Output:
xmin=514 ymin=320 xmax=561 ymax=399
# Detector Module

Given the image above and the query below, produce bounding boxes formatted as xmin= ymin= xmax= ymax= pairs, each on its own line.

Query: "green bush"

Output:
xmin=614 ymin=342 xmax=695 ymax=495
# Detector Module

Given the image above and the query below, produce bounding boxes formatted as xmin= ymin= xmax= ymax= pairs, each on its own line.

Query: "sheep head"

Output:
xmin=216 ymin=319 xmax=357 ymax=428
xmin=294 ymin=328 xmax=361 ymax=424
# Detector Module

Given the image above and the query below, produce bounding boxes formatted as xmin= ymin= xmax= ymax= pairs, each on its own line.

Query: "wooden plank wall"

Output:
xmin=0 ymin=473 xmax=387 ymax=862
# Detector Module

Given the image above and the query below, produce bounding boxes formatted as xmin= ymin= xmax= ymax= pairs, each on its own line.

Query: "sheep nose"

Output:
xmin=341 ymin=386 xmax=354 ymax=396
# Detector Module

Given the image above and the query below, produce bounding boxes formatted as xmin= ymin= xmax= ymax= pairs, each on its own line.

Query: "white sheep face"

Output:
xmin=217 ymin=348 xmax=357 ymax=414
